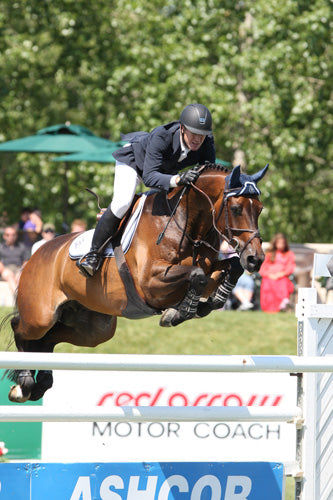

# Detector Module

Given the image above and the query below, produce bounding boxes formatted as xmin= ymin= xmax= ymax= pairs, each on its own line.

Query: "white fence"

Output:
xmin=0 ymin=253 xmax=332 ymax=500
xmin=295 ymin=286 xmax=333 ymax=500
xmin=0 ymin=351 xmax=332 ymax=372
xmin=0 ymin=404 xmax=302 ymax=423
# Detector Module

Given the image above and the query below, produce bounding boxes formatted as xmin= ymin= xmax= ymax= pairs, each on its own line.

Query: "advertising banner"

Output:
xmin=42 ymin=369 xmax=296 ymax=463
xmin=0 ymin=461 xmax=284 ymax=500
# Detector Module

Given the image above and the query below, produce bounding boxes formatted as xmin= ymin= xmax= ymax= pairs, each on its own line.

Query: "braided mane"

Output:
xmin=201 ymin=161 xmax=230 ymax=174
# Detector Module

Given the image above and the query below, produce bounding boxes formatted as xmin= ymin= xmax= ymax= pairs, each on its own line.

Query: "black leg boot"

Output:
xmin=196 ymin=257 xmax=243 ymax=317
xmin=77 ymin=207 xmax=121 ymax=277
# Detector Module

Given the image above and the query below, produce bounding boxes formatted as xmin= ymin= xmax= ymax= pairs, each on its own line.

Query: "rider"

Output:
xmin=79 ymin=103 xmax=216 ymax=277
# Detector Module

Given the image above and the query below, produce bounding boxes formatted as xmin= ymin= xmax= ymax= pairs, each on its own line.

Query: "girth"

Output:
xmin=113 ymin=238 xmax=160 ymax=319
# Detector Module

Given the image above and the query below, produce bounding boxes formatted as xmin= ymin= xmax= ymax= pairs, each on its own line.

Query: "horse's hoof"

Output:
xmin=8 ymin=385 xmax=31 ymax=403
xmin=159 ymin=308 xmax=178 ymax=327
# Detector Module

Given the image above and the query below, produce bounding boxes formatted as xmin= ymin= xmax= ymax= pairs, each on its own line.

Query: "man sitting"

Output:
xmin=0 ymin=226 xmax=30 ymax=293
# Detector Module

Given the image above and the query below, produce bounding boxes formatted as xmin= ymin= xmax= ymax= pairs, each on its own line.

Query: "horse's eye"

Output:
xmin=231 ymin=205 xmax=243 ymax=216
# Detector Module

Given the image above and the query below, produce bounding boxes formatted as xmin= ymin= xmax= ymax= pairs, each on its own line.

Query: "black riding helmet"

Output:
xmin=180 ymin=103 xmax=212 ymax=135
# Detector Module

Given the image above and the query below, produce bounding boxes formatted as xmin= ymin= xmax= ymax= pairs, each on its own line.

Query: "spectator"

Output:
xmin=31 ymin=223 xmax=56 ymax=255
xmin=260 ymin=233 xmax=296 ymax=312
xmin=17 ymin=207 xmax=32 ymax=230
xmin=71 ymin=219 xmax=87 ymax=233
xmin=232 ymin=271 xmax=255 ymax=311
xmin=0 ymin=226 xmax=30 ymax=293
xmin=20 ymin=208 xmax=43 ymax=249
xmin=218 ymin=240 xmax=238 ymax=261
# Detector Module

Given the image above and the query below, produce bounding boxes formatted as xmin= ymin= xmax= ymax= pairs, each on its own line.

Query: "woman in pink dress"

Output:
xmin=260 ymin=233 xmax=296 ymax=312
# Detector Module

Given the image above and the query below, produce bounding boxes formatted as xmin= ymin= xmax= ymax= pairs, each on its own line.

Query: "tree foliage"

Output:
xmin=0 ymin=0 xmax=331 ymax=241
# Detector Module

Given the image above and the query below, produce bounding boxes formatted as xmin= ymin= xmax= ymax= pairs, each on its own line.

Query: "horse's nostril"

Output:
xmin=247 ymin=256 xmax=261 ymax=272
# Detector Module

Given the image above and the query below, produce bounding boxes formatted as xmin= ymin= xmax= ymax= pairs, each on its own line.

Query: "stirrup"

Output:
xmin=76 ymin=252 xmax=102 ymax=278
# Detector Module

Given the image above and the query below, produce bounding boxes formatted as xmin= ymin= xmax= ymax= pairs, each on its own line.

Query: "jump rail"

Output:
xmin=0 ymin=405 xmax=302 ymax=423
xmin=0 ymin=351 xmax=333 ymax=372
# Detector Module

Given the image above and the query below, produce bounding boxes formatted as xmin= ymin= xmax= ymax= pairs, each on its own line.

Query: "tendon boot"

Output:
xmin=196 ymin=257 xmax=243 ymax=317
xmin=77 ymin=207 xmax=121 ymax=277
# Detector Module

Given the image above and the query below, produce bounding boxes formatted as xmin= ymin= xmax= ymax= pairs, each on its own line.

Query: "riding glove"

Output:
xmin=177 ymin=168 xmax=200 ymax=186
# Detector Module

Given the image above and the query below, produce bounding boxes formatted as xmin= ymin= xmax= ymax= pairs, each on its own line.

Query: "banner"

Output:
xmin=42 ymin=369 xmax=296 ymax=463
xmin=0 ymin=462 xmax=284 ymax=500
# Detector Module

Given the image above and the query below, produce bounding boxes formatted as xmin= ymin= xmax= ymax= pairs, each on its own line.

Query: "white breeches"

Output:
xmin=110 ymin=161 xmax=141 ymax=218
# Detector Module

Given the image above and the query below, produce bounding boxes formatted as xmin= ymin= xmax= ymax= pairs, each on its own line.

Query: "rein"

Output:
xmin=158 ymin=171 xmax=262 ymax=265
xmin=156 ymin=186 xmax=187 ymax=245
xmin=163 ymin=188 xmax=220 ymax=265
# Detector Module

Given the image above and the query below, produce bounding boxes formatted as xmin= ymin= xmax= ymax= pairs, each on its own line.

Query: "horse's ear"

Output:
xmin=251 ymin=164 xmax=269 ymax=183
xmin=228 ymin=165 xmax=241 ymax=188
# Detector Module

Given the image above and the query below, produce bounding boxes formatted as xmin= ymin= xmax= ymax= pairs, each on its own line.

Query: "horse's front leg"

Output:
xmin=197 ymin=256 xmax=244 ymax=317
xmin=159 ymin=267 xmax=208 ymax=327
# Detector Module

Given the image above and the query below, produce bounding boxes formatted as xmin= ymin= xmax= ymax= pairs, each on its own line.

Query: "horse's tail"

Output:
xmin=0 ymin=310 xmax=17 ymax=343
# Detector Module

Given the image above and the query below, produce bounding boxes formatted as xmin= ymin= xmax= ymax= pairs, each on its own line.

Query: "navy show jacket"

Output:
xmin=112 ymin=121 xmax=216 ymax=191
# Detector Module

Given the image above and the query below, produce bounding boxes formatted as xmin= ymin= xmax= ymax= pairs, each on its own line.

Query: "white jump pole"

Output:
xmin=0 ymin=405 xmax=302 ymax=423
xmin=296 ymin=286 xmax=333 ymax=500
xmin=0 ymin=351 xmax=333 ymax=373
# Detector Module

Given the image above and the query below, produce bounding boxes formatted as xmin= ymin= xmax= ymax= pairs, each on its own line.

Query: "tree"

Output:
xmin=0 ymin=0 xmax=331 ymax=241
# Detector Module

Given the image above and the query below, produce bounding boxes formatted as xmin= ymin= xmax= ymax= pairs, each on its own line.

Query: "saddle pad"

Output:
xmin=69 ymin=192 xmax=148 ymax=259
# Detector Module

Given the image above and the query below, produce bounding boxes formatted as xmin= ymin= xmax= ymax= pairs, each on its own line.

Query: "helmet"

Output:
xmin=180 ymin=103 xmax=212 ymax=135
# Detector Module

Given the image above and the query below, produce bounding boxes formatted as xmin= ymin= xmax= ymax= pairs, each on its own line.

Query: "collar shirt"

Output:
xmin=178 ymin=134 xmax=190 ymax=162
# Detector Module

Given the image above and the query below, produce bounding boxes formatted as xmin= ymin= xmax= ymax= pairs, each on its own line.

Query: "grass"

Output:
xmin=0 ymin=307 xmax=298 ymax=355
xmin=1 ymin=308 xmax=298 ymax=356
xmin=0 ymin=307 xmax=297 ymax=499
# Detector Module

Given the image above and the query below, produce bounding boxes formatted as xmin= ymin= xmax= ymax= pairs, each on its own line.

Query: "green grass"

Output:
xmin=0 ymin=307 xmax=297 ymax=499
xmin=0 ymin=308 xmax=297 ymax=355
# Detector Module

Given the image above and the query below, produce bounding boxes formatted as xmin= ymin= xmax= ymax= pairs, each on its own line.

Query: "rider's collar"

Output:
xmin=178 ymin=130 xmax=190 ymax=162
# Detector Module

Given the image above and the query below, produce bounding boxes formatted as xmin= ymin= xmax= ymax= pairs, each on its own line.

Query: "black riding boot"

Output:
xmin=78 ymin=207 xmax=121 ymax=277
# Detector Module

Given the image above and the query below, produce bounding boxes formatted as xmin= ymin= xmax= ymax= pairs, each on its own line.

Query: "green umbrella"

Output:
xmin=0 ymin=123 xmax=115 ymax=153
xmin=52 ymin=141 xmax=127 ymax=163
xmin=0 ymin=123 xmax=121 ymax=221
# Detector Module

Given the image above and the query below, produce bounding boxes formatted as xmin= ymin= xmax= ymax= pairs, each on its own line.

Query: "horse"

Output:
xmin=4 ymin=162 xmax=268 ymax=403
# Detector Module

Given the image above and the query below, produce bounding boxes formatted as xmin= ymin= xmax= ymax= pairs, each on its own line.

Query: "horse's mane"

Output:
xmin=201 ymin=161 xmax=230 ymax=175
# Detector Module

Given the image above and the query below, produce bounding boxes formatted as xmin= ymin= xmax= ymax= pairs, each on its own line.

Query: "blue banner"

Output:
xmin=0 ymin=462 xmax=283 ymax=499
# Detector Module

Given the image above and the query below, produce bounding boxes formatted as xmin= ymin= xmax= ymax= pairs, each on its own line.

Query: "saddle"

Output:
xmin=69 ymin=192 xmax=149 ymax=260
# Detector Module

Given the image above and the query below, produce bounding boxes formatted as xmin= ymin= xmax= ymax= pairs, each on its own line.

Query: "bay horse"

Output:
xmin=4 ymin=162 xmax=268 ymax=403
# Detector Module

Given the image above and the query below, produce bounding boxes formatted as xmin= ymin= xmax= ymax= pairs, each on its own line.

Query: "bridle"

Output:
xmin=219 ymin=187 xmax=262 ymax=253
xmin=158 ymin=170 xmax=262 ymax=264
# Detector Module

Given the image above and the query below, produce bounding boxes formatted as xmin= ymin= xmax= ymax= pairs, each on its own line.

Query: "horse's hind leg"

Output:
xmin=18 ymin=309 xmax=117 ymax=402
xmin=8 ymin=321 xmax=55 ymax=403
xmin=8 ymin=305 xmax=117 ymax=403
xmin=8 ymin=313 xmax=55 ymax=403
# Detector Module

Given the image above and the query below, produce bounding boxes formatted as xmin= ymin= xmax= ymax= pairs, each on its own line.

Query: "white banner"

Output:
xmin=42 ymin=369 xmax=297 ymax=463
